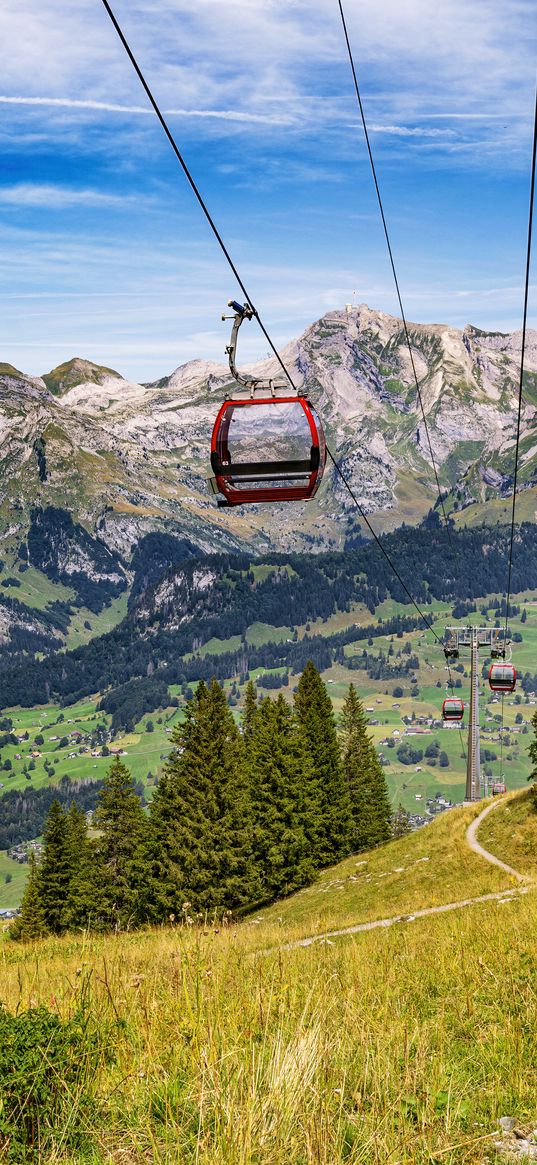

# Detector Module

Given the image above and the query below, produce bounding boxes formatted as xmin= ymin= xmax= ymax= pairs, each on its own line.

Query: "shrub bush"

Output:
xmin=0 ymin=1003 xmax=105 ymax=1160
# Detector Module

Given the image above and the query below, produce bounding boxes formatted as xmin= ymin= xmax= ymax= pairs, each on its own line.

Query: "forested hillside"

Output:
xmin=1 ymin=520 xmax=536 ymax=709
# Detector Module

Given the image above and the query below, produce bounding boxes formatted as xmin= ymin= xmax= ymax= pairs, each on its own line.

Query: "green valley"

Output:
xmin=1 ymin=579 xmax=535 ymax=911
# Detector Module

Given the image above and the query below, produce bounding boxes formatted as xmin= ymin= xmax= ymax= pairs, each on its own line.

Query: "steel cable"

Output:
xmin=503 ymin=80 xmax=537 ymax=639
xmin=99 ymin=0 xmax=443 ymax=645
xmin=336 ymin=0 xmax=454 ymax=546
xmin=336 ymin=0 xmax=466 ymax=738
xmin=499 ymin=78 xmax=537 ymax=784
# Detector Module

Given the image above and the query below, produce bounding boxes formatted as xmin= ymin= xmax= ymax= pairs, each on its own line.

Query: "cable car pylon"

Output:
xmin=444 ymin=626 xmax=509 ymax=802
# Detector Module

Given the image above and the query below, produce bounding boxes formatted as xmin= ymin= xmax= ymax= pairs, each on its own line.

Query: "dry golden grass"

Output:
xmin=2 ymin=893 xmax=536 ymax=1164
xmin=2 ymin=793 xmax=535 ymax=1164
xmin=478 ymin=788 xmax=537 ymax=878
xmin=255 ymin=799 xmax=517 ymax=943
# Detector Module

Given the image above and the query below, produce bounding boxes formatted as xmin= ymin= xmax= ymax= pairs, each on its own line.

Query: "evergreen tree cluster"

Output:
xmin=12 ymin=759 xmax=147 ymax=937
xmin=0 ymin=776 xmax=105 ymax=850
xmin=98 ymin=676 xmax=171 ymax=733
xmin=26 ymin=506 xmax=127 ymax=612
xmin=14 ymin=666 xmax=393 ymax=939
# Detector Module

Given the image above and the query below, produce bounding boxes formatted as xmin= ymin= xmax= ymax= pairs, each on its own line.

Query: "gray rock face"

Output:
xmin=0 ymin=600 xmax=63 ymax=649
xmin=1 ymin=308 xmax=536 ymax=559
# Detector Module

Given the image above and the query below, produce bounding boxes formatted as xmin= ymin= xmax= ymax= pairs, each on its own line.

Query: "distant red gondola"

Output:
xmin=488 ymin=663 xmax=516 ymax=693
xmin=210 ymin=395 xmax=326 ymax=506
xmin=491 ymin=780 xmax=507 ymax=795
xmin=442 ymin=697 xmax=465 ymax=721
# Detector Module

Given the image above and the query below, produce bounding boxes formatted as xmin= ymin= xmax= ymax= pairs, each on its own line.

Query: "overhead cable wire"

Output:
xmin=99 ymin=0 xmax=294 ymax=391
xmin=326 ymin=449 xmax=441 ymax=639
xmin=498 ymin=79 xmax=537 ymax=784
xmin=336 ymin=0 xmax=453 ymax=546
xmin=503 ymin=79 xmax=537 ymax=643
xmin=99 ymin=0 xmax=442 ymax=645
xmin=336 ymin=2 xmax=532 ymax=779
xmin=335 ymin=0 xmax=469 ymax=760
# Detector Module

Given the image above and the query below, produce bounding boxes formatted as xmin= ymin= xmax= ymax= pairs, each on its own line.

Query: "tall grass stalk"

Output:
xmin=1 ymin=891 xmax=536 ymax=1163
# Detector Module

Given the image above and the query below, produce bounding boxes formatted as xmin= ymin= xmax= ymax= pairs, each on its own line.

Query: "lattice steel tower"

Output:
xmin=444 ymin=626 xmax=505 ymax=802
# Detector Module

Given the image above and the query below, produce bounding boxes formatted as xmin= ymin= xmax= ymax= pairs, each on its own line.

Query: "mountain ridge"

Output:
xmin=1 ymin=304 xmax=536 ymax=570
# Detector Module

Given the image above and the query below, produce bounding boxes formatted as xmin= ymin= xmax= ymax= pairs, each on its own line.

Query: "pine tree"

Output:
xmin=340 ymin=684 xmax=392 ymax=852
xmin=147 ymin=679 xmax=256 ymax=918
xmin=294 ymin=661 xmax=353 ymax=866
xmin=247 ymin=694 xmax=315 ymax=900
xmin=63 ymin=803 xmax=106 ymax=930
xmin=64 ymin=803 xmax=88 ymax=881
xmin=94 ymin=757 xmax=147 ymax=929
xmin=37 ymin=800 xmax=72 ymax=934
xmin=242 ymin=679 xmax=258 ymax=741
xmin=392 ymin=803 xmax=412 ymax=839
xmin=10 ymin=852 xmax=46 ymax=940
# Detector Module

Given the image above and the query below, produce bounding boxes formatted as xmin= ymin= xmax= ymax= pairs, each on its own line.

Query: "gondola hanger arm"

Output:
xmin=222 ymin=300 xmax=289 ymax=398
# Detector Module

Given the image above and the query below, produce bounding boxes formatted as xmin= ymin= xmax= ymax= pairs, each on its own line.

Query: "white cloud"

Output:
xmin=368 ymin=124 xmax=456 ymax=138
xmin=0 ymin=95 xmax=294 ymax=125
xmin=0 ymin=0 xmax=535 ymax=378
xmin=0 ymin=95 xmax=150 ymax=114
xmin=2 ymin=0 xmax=534 ymax=140
xmin=0 ymin=183 xmax=134 ymax=209
xmin=165 ymin=108 xmax=293 ymax=125
xmin=418 ymin=113 xmax=513 ymax=120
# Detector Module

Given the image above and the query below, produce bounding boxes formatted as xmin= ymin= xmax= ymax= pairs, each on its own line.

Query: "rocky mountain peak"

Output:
xmin=0 ymin=362 xmax=26 ymax=379
xmin=1 ymin=306 xmax=536 ymax=563
xmin=145 ymin=359 xmax=234 ymax=403
xmin=42 ymin=358 xmax=123 ymax=396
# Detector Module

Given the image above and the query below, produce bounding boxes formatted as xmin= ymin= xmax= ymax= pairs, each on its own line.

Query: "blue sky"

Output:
xmin=1 ymin=0 xmax=536 ymax=381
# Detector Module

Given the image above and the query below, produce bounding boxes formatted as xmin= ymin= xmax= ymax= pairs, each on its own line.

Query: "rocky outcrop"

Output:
xmin=0 ymin=307 xmax=536 ymax=562
xmin=26 ymin=507 xmax=128 ymax=612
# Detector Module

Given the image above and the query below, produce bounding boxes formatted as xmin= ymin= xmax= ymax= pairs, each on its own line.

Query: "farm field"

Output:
xmin=0 ymin=849 xmax=28 ymax=909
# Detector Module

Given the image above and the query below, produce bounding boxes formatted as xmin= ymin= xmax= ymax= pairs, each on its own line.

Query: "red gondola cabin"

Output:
xmin=488 ymin=663 xmax=516 ymax=693
xmin=442 ymin=698 xmax=464 ymax=721
xmin=210 ymin=396 xmax=326 ymax=506
xmin=491 ymin=780 xmax=506 ymax=795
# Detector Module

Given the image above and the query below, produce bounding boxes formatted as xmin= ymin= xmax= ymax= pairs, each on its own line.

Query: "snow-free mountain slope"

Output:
xmin=1 ymin=306 xmax=536 ymax=564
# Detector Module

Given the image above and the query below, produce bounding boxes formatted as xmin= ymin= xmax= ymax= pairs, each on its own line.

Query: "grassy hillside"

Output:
xmin=0 ymin=560 xmax=128 ymax=648
xmin=0 ymin=850 xmax=27 ymax=909
xmin=1 ymin=792 xmax=535 ymax=1164
xmin=478 ymin=787 xmax=537 ymax=877
xmin=0 ymin=697 xmax=180 ymax=800
xmin=256 ymin=799 xmax=517 ymax=943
